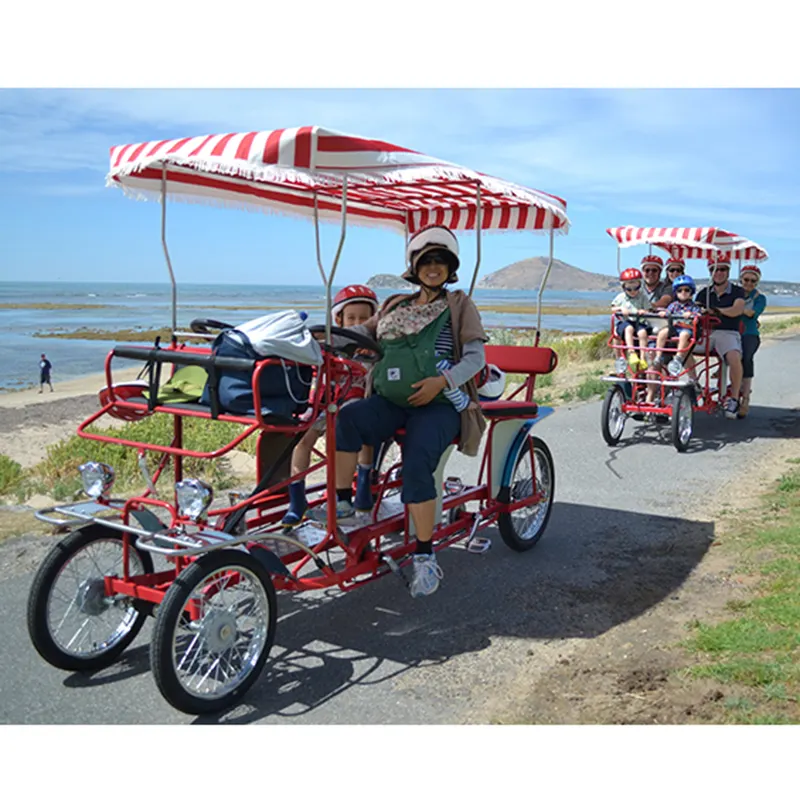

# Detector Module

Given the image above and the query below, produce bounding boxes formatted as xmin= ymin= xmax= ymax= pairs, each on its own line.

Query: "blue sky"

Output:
xmin=2 ymin=86 xmax=799 ymax=287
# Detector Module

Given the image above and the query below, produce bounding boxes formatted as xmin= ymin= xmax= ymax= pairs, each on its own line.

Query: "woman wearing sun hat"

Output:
xmin=738 ymin=264 xmax=767 ymax=418
xmin=326 ymin=225 xmax=488 ymax=598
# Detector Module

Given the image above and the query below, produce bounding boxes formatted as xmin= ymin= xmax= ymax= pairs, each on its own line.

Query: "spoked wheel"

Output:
xmin=671 ymin=389 xmax=694 ymax=452
xmin=27 ymin=524 xmax=154 ymax=671
xmin=150 ymin=550 xmax=277 ymax=716
xmin=601 ymin=386 xmax=627 ymax=446
xmin=497 ymin=436 xmax=555 ymax=552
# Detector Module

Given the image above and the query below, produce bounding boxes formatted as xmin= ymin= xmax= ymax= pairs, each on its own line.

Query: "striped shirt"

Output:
xmin=434 ymin=319 xmax=455 ymax=360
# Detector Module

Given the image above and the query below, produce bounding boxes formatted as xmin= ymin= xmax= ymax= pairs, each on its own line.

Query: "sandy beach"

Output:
xmin=0 ymin=368 xmax=141 ymax=468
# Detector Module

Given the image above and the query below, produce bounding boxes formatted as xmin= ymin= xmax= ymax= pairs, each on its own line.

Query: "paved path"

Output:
xmin=2 ymin=334 xmax=798 ymax=724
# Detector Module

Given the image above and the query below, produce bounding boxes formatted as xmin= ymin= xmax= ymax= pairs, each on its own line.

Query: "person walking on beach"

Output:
xmin=39 ymin=354 xmax=53 ymax=393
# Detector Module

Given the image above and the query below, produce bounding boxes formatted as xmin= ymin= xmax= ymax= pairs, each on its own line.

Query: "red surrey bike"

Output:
xmin=27 ymin=125 xmax=570 ymax=715
xmin=600 ymin=226 xmax=769 ymax=452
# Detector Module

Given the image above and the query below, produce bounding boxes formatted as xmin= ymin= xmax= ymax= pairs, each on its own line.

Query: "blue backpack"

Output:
xmin=201 ymin=328 xmax=314 ymax=419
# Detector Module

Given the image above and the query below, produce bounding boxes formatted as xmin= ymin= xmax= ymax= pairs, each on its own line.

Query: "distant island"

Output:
xmin=367 ymin=273 xmax=409 ymax=289
xmin=477 ymin=257 xmax=617 ymax=291
xmin=366 ymin=260 xmax=615 ymax=292
xmin=367 ymin=260 xmax=800 ymax=294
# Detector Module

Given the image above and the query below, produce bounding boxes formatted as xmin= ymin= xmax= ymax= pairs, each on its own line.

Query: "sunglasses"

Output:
xmin=667 ymin=267 xmax=684 ymax=274
xmin=741 ymin=277 xmax=759 ymax=283
xmin=676 ymin=287 xmax=693 ymax=293
xmin=710 ymin=266 xmax=730 ymax=273
xmin=642 ymin=268 xmax=660 ymax=274
xmin=417 ymin=252 xmax=449 ymax=267
xmin=623 ymin=283 xmax=641 ymax=291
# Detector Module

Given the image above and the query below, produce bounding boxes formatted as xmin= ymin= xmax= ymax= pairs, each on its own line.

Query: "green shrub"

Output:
xmin=575 ymin=376 xmax=607 ymax=401
xmin=0 ymin=455 xmax=23 ymax=495
xmin=29 ymin=414 xmax=252 ymax=497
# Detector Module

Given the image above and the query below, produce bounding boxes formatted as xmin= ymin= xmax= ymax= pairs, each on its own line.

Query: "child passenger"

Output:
xmin=611 ymin=267 xmax=651 ymax=372
xmin=281 ymin=285 xmax=379 ymax=527
xmin=653 ymin=274 xmax=702 ymax=374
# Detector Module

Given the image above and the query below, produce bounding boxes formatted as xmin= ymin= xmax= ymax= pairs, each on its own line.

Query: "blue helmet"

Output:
xmin=672 ymin=274 xmax=696 ymax=293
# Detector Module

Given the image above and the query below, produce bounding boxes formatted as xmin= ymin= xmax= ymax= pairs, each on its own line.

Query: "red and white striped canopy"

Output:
xmin=107 ymin=126 xmax=569 ymax=235
xmin=607 ymin=226 xmax=768 ymax=262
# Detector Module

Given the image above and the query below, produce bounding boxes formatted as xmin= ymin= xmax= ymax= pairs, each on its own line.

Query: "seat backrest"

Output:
xmin=483 ymin=345 xmax=558 ymax=376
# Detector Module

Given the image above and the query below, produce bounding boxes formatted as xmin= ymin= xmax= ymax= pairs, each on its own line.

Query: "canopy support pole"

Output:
xmin=313 ymin=192 xmax=327 ymax=286
xmin=160 ymin=167 xmax=177 ymax=335
xmin=325 ymin=178 xmax=348 ymax=345
xmin=535 ymin=229 xmax=555 ymax=346
xmin=468 ymin=183 xmax=483 ymax=297
xmin=617 ymin=245 xmax=621 ymax=276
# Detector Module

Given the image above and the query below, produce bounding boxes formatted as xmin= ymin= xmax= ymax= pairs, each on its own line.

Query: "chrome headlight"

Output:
xmin=78 ymin=462 xmax=115 ymax=499
xmin=175 ymin=479 xmax=213 ymax=521
xmin=668 ymin=358 xmax=683 ymax=377
xmin=615 ymin=356 xmax=628 ymax=374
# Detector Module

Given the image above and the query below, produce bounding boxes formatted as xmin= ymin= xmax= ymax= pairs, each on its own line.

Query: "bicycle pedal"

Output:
xmin=467 ymin=537 xmax=492 ymax=554
xmin=382 ymin=554 xmax=410 ymax=587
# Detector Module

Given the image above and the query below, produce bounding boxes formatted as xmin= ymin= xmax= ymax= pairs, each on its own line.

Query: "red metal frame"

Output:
xmin=70 ymin=341 xmax=557 ymax=609
xmin=606 ymin=311 xmax=726 ymax=416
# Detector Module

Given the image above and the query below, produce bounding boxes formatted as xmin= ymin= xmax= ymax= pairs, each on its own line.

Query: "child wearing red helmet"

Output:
xmin=282 ymin=285 xmax=379 ymax=527
xmin=611 ymin=267 xmax=651 ymax=372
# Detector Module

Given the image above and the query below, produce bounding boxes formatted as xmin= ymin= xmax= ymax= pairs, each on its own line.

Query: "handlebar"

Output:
xmin=113 ymin=345 xmax=256 ymax=372
xmin=611 ymin=310 xmax=718 ymax=322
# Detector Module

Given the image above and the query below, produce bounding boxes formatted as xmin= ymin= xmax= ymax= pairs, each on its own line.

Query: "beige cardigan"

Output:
xmin=360 ymin=289 xmax=488 ymax=457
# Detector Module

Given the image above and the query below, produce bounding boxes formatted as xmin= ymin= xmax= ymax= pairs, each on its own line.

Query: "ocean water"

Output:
xmin=1 ymin=281 xmax=796 ymax=391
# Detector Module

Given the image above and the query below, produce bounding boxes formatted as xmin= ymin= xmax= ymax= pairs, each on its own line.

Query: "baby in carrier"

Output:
xmin=282 ymin=285 xmax=379 ymax=526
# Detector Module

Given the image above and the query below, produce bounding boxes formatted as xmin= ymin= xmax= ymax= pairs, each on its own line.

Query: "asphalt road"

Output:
xmin=2 ymin=334 xmax=799 ymax=724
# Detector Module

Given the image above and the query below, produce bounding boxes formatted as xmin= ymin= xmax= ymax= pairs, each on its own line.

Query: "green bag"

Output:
xmin=143 ymin=365 xmax=208 ymax=404
xmin=372 ymin=306 xmax=452 ymax=407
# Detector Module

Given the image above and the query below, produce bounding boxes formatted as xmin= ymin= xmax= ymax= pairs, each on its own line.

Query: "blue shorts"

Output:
xmin=615 ymin=318 xmax=651 ymax=338
xmin=669 ymin=322 xmax=694 ymax=338
xmin=336 ymin=394 xmax=461 ymax=504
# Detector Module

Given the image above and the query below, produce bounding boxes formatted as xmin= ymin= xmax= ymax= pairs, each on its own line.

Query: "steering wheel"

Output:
xmin=308 ymin=325 xmax=383 ymax=364
xmin=189 ymin=318 xmax=235 ymax=335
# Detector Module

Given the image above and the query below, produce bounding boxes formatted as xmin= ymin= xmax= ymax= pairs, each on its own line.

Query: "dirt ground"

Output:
xmin=480 ymin=434 xmax=800 ymax=725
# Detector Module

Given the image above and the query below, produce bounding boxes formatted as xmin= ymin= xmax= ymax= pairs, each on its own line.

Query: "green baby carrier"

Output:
xmin=372 ymin=304 xmax=452 ymax=408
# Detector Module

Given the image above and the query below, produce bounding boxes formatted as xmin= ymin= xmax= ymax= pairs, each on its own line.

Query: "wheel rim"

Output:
xmin=47 ymin=538 xmax=146 ymax=659
xmin=170 ymin=566 xmax=271 ymax=701
xmin=678 ymin=393 xmax=693 ymax=445
xmin=607 ymin=390 xmax=625 ymax=438
xmin=509 ymin=443 xmax=553 ymax=541
xmin=377 ymin=441 xmax=403 ymax=500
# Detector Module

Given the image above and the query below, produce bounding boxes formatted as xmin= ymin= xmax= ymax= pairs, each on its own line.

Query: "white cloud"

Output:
xmin=1 ymin=88 xmax=798 ymax=228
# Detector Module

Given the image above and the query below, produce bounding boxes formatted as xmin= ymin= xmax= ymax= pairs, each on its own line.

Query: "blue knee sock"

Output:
xmin=287 ymin=480 xmax=307 ymax=518
xmin=354 ymin=464 xmax=373 ymax=510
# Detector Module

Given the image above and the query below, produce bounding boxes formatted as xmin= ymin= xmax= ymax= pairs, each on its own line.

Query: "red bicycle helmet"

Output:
xmin=707 ymin=252 xmax=732 ymax=266
xmin=740 ymin=264 xmax=761 ymax=279
xmin=620 ymin=268 xmax=643 ymax=282
xmin=331 ymin=284 xmax=379 ymax=320
xmin=641 ymin=254 xmax=664 ymax=268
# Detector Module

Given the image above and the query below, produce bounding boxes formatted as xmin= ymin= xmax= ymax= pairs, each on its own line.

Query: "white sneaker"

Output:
xmin=724 ymin=397 xmax=739 ymax=420
xmin=409 ymin=554 xmax=443 ymax=598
